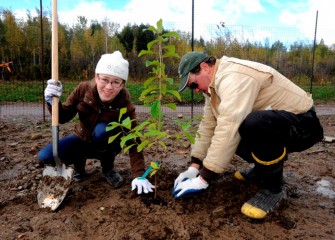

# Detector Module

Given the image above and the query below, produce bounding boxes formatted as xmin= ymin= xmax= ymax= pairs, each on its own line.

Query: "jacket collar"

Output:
xmin=208 ymin=59 xmax=221 ymax=96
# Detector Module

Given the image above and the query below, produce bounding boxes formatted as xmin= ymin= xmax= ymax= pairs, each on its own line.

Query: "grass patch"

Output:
xmin=0 ymin=80 xmax=333 ymax=103
xmin=300 ymin=85 xmax=335 ymax=102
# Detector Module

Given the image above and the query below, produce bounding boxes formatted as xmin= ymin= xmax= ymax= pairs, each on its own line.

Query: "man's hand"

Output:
xmin=45 ymin=79 xmax=62 ymax=104
xmin=131 ymin=178 xmax=155 ymax=194
xmin=173 ymin=176 xmax=209 ymax=199
xmin=174 ymin=166 xmax=199 ymax=188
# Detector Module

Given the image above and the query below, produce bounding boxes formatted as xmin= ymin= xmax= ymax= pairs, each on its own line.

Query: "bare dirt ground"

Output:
xmin=0 ymin=107 xmax=334 ymax=240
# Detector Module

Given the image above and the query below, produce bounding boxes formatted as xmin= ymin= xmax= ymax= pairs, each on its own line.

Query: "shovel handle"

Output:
xmin=52 ymin=0 xmax=59 ymax=116
xmin=51 ymin=0 xmax=62 ymax=172
xmin=52 ymin=0 xmax=59 ymax=127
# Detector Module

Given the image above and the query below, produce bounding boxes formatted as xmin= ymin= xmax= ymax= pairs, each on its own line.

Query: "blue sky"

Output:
xmin=1 ymin=0 xmax=335 ymax=46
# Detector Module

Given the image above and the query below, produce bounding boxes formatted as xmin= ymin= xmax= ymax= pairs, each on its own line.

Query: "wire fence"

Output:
xmin=1 ymin=102 xmax=334 ymax=122
xmin=1 ymin=21 xmax=335 ymax=120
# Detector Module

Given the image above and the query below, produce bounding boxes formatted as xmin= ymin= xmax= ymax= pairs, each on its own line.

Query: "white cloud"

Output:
xmin=279 ymin=0 xmax=335 ymax=45
xmin=59 ymin=2 xmax=109 ymax=26
xmin=236 ymin=0 xmax=265 ymax=13
xmin=4 ymin=0 xmax=334 ymax=45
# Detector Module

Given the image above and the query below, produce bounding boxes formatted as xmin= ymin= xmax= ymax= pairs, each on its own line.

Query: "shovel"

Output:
xmin=37 ymin=0 xmax=73 ymax=211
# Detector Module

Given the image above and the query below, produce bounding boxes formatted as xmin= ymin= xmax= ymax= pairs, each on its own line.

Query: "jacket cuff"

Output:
xmin=132 ymin=170 xmax=145 ymax=179
xmin=129 ymin=151 xmax=145 ymax=179
xmin=200 ymin=167 xmax=219 ymax=183
xmin=191 ymin=157 xmax=203 ymax=168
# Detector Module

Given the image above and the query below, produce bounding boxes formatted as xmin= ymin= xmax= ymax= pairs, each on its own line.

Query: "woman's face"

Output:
xmin=95 ymin=74 xmax=124 ymax=103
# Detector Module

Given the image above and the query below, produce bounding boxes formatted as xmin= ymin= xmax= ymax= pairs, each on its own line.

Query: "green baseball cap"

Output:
xmin=178 ymin=51 xmax=208 ymax=92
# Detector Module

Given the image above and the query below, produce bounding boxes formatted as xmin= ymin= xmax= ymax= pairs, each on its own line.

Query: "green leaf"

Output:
xmin=158 ymin=140 xmax=167 ymax=150
xmin=119 ymin=107 xmax=127 ymax=122
xmin=179 ymin=122 xmax=191 ymax=131
xmin=149 ymin=170 xmax=158 ymax=177
xmin=106 ymin=122 xmax=121 ymax=131
xmin=160 ymin=84 xmax=167 ymax=95
xmin=120 ymin=133 xmax=138 ymax=148
xmin=148 ymin=123 xmax=157 ymax=130
xmin=185 ymin=132 xmax=196 ymax=144
xmin=143 ymin=77 xmax=156 ymax=88
xmin=140 ymin=94 xmax=159 ymax=104
xmin=148 ymin=142 xmax=155 ymax=148
xmin=135 ymin=121 xmax=152 ymax=132
xmin=150 ymin=100 xmax=161 ymax=118
xmin=150 ymin=161 xmax=160 ymax=169
xmin=140 ymin=85 xmax=159 ymax=98
xmin=162 ymin=45 xmax=176 ymax=55
xmin=166 ymin=89 xmax=182 ymax=101
xmin=108 ymin=132 xmax=121 ymax=144
xmin=149 ymin=161 xmax=160 ymax=177
xmin=162 ymin=31 xmax=180 ymax=39
xmin=150 ymin=59 xmax=160 ymax=66
xmin=121 ymin=117 xmax=132 ymax=130
xmin=156 ymin=19 xmax=163 ymax=33
xmin=175 ymin=133 xmax=183 ymax=140
xmin=144 ymin=131 xmax=167 ymax=139
xmin=123 ymin=143 xmax=135 ymax=153
xmin=145 ymin=60 xmax=152 ymax=67
xmin=144 ymin=130 xmax=162 ymax=137
xmin=163 ymin=77 xmax=174 ymax=84
xmin=147 ymin=39 xmax=160 ymax=51
xmin=163 ymin=52 xmax=179 ymax=58
xmin=147 ymin=25 xmax=158 ymax=33
xmin=137 ymin=140 xmax=152 ymax=152
xmin=156 ymin=132 xmax=167 ymax=139
xmin=163 ymin=102 xmax=177 ymax=111
xmin=138 ymin=49 xmax=155 ymax=57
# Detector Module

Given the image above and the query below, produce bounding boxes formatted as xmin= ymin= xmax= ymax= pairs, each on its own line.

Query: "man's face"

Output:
xmin=187 ymin=64 xmax=210 ymax=95
xmin=95 ymin=74 xmax=124 ymax=103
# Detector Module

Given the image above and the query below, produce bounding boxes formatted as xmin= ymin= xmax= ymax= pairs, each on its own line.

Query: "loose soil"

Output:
xmin=0 ymin=111 xmax=334 ymax=240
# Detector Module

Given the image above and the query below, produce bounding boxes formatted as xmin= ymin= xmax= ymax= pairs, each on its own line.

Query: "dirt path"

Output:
xmin=1 ymin=102 xmax=335 ymax=120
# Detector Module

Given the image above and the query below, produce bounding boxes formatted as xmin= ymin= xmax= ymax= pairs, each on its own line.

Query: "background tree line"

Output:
xmin=0 ymin=9 xmax=334 ymax=85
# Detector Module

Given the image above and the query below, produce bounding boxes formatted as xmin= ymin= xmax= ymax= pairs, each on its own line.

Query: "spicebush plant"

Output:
xmin=106 ymin=19 xmax=200 ymax=182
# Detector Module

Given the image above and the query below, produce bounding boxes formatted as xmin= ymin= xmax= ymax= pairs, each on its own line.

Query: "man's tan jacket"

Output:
xmin=191 ymin=56 xmax=313 ymax=174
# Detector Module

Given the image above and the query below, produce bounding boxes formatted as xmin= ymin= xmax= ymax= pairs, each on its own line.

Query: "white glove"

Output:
xmin=45 ymin=79 xmax=62 ymax=104
xmin=174 ymin=166 xmax=199 ymax=188
xmin=131 ymin=178 xmax=155 ymax=194
xmin=173 ymin=176 xmax=209 ymax=199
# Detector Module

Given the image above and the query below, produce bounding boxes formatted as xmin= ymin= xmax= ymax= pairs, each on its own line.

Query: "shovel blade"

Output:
xmin=37 ymin=164 xmax=73 ymax=211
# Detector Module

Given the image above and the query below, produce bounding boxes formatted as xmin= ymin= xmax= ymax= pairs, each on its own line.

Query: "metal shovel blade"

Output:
xmin=37 ymin=164 xmax=73 ymax=211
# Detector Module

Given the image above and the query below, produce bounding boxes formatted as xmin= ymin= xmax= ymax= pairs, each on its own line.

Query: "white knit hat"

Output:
xmin=95 ymin=51 xmax=129 ymax=81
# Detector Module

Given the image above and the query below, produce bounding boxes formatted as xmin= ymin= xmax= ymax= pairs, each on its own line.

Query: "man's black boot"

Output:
xmin=241 ymin=185 xmax=286 ymax=219
xmin=240 ymin=151 xmax=287 ymax=219
xmin=234 ymin=165 xmax=263 ymax=185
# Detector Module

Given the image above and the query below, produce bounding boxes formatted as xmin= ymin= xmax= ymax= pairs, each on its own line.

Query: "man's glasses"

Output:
xmin=98 ymin=76 xmax=124 ymax=88
xmin=188 ymin=74 xmax=198 ymax=90
xmin=189 ymin=81 xmax=199 ymax=90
